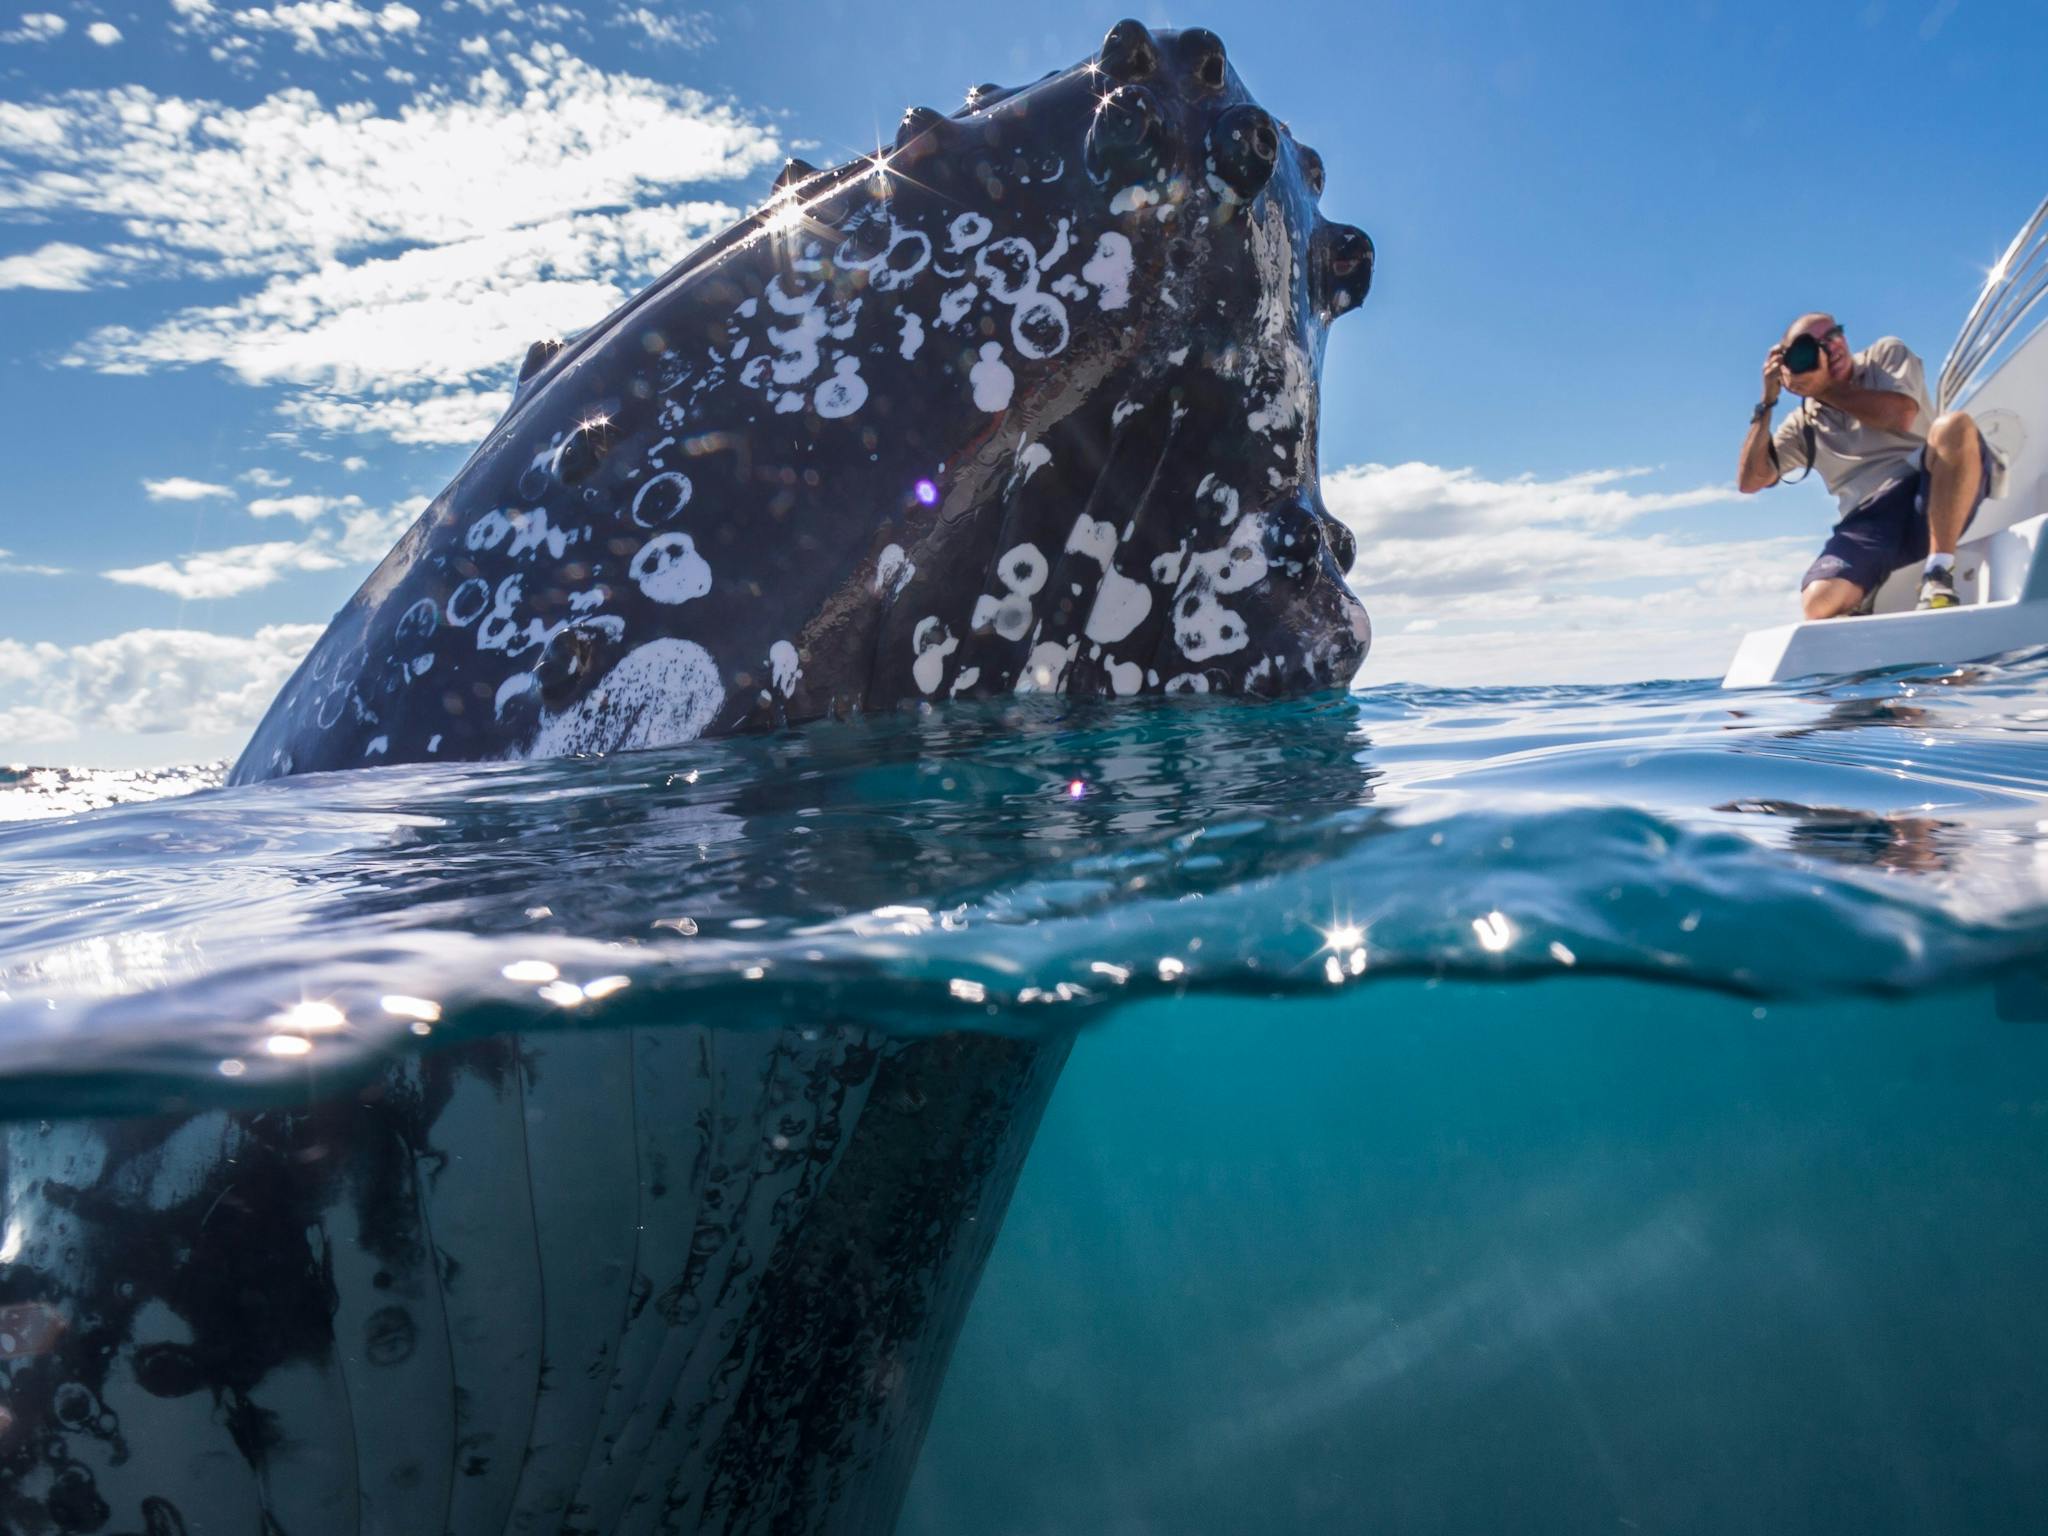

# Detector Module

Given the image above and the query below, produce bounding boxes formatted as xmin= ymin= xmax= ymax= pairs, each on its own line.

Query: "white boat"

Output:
xmin=1723 ymin=195 xmax=2048 ymax=689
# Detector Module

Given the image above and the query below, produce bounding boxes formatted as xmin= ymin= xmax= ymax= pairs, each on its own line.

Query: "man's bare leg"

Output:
xmin=1801 ymin=578 xmax=1867 ymax=620
xmin=1923 ymin=411 xmax=1983 ymax=556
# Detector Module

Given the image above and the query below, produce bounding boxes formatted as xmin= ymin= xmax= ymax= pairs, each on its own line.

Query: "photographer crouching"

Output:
xmin=1739 ymin=312 xmax=1995 ymax=617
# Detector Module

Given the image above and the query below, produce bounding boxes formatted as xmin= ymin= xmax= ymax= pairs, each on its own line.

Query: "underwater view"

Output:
xmin=4 ymin=655 xmax=2046 ymax=1532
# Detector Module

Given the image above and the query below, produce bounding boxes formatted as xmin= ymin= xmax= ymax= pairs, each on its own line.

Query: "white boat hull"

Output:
xmin=1723 ymin=512 xmax=2048 ymax=688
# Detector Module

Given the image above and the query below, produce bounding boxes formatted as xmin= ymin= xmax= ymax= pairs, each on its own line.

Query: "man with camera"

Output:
xmin=1738 ymin=312 xmax=1993 ymax=618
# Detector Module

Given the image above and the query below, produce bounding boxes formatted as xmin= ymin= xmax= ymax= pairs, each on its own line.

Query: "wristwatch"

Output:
xmin=1751 ymin=399 xmax=1775 ymax=424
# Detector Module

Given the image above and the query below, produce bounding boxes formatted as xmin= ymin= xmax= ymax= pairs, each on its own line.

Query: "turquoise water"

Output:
xmin=4 ymin=658 xmax=2048 ymax=1530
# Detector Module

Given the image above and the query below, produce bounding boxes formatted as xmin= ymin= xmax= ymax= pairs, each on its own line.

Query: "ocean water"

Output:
xmin=3 ymin=657 xmax=2047 ymax=1532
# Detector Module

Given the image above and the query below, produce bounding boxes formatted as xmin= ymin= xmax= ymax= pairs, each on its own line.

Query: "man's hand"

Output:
xmin=1781 ymin=356 xmax=1831 ymax=399
xmin=1761 ymin=343 xmax=1784 ymax=406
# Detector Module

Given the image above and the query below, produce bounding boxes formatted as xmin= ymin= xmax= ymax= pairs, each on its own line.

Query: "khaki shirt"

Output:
xmin=1772 ymin=336 xmax=1934 ymax=516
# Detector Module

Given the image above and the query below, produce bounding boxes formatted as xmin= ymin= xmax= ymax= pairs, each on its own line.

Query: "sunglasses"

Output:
xmin=1783 ymin=326 xmax=1843 ymax=375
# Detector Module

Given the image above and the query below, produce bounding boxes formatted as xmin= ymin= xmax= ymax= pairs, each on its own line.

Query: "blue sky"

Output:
xmin=3 ymin=0 xmax=2045 ymax=764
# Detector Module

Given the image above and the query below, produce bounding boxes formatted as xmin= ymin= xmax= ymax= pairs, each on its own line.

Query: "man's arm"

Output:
xmin=1813 ymin=381 xmax=1919 ymax=434
xmin=1739 ymin=344 xmax=1783 ymax=494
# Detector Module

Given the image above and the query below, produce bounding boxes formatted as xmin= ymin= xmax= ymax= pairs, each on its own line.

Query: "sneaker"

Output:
xmin=1916 ymin=567 xmax=1959 ymax=610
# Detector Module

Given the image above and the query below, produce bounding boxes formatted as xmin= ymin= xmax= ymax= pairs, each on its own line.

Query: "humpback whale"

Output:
xmin=1 ymin=21 xmax=1377 ymax=1533
xmin=229 ymin=18 xmax=1373 ymax=783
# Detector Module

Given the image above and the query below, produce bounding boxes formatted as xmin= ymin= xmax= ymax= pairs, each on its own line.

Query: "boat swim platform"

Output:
xmin=1722 ymin=510 xmax=2048 ymax=689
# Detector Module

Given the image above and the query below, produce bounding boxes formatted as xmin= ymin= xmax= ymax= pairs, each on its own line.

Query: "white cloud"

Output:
xmin=612 ymin=6 xmax=712 ymax=48
xmin=99 ymin=492 xmax=429 ymax=600
xmin=277 ymin=387 xmax=511 ymax=445
xmin=143 ymin=476 xmax=235 ymax=502
xmin=0 ymin=242 xmax=108 ymax=290
xmin=86 ymin=20 xmax=122 ymax=44
xmin=77 ymin=201 xmax=736 ymax=394
xmin=335 ymin=494 xmax=428 ymax=559
xmin=5 ymin=47 xmax=774 ymax=447
xmin=340 ymin=456 xmax=366 ymax=472
xmin=0 ymin=549 xmax=66 ymax=576
xmin=1327 ymin=461 xmax=1819 ymax=686
xmin=0 ymin=12 xmax=65 ymax=43
xmin=226 ymin=0 xmax=422 ymax=55
xmin=104 ymin=539 xmax=344 ymax=599
xmin=240 ymin=466 xmax=292 ymax=488
xmin=247 ymin=492 xmax=356 ymax=521
xmin=0 ymin=624 xmax=323 ymax=742
xmin=0 ymin=47 xmax=779 ymax=276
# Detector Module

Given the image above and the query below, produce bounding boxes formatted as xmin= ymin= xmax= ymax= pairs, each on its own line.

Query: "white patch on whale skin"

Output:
xmin=970 ymin=343 xmax=1014 ymax=412
xmin=996 ymin=542 xmax=1047 ymax=597
xmin=769 ymin=640 xmax=801 ymax=695
xmin=764 ymin=274 xmax=827 ymax=386
xmin=1051 ymin=273 xmax=1089 ymax=301
xmin=972 ymin=591 xmax=1033 ymax=642
xmin=950 ymin=665 xmax=981 ymax=696
xmin=629 ymin=531 xmax=712 ymax=605
xmin=868 ymin=225 xmax=932 ymax=291
xmin=467 ymin=509 xmax=512 ymax=551
xmin=911 ymin=616 xmax=957 ymax=695
xmin=364 ymin=735 xmax=389 ymax=757
xmin=568 ymin=587 xmax=608 ymax=614
xmin=507 ymin=506 xmax=572 ymax=560
xmin=1165 ymin=671 xmax=1211 ymax=694
xmin=526 ymin=638 xmax=725 ymax=758
xmin=939 ymin=282 xmax=978 ymax=327
xmin=1081 ymin=232 xmax=1134 ymax=310
xmin=1112 ymin=399 xmax=1142 ymax=427
xmin=1017 ymin=442 xmax=1052 ymax=482
xmin=948 ymin=211 xmax=993 ymax=252
xmin=1065 ymin=514 xmax=1153 ymax=645
xmin=1015 ymin=638 xmax=1075 ymax=694
xmin=875 ymin=543 xmax=916 ymax=597
xmin=1107 ymin=658 xmax=1144 ymax=695
xmin=1086 ymin=570 xmax=1152 ymax=644
xmin=895 ymin=307 xmax=925 ymax=360
xmin=1109 ymin=185 xmax=1158 ymax=215
xmin=495 ymin=670 xmax=537 ymax=718
xmin=1064 ymin=514 xmax=1117 ymax=567
xmin=1010 ymin=291 xmax=1069 ymax=360
xmin=630 ymin=471 xmax=693 ymax=528
xmin=813 ymin=356 xmax=868 ymax=419
xmin=1196 ymin=472 xmax=1241 ymax=526
xmin=477 ymin=573 xmax=551 ymax=655
xmin=975 ymin=237 xmax=1039 ymax=302
xmin=1166 ymin=514 xmax=1268 ymax=663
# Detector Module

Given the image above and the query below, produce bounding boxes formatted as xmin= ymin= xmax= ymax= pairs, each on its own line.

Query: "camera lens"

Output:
xmin=1784 ymin=336 xmax=1821 ymax=373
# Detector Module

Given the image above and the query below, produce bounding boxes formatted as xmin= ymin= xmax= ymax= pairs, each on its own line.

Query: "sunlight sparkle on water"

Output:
xmin=272 ymin=1000 xmax=345 ymax=1032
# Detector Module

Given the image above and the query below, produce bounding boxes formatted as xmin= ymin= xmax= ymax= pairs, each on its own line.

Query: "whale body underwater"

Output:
xmin=0 ymin=23 xmax=1376 ymax=1535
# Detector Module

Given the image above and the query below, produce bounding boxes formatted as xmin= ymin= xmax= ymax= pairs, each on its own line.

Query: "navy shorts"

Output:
xmin=1802 ymin=434 xmax=1997 ymax=593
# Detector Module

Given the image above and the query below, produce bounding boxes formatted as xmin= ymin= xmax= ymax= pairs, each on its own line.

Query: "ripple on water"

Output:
xmin=5 ymin=652 xmax=2048 ymax=1115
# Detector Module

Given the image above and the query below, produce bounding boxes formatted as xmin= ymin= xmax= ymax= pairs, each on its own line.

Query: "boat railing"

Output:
xmin=1939 ymin=192 xmax=2048 ymax=411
